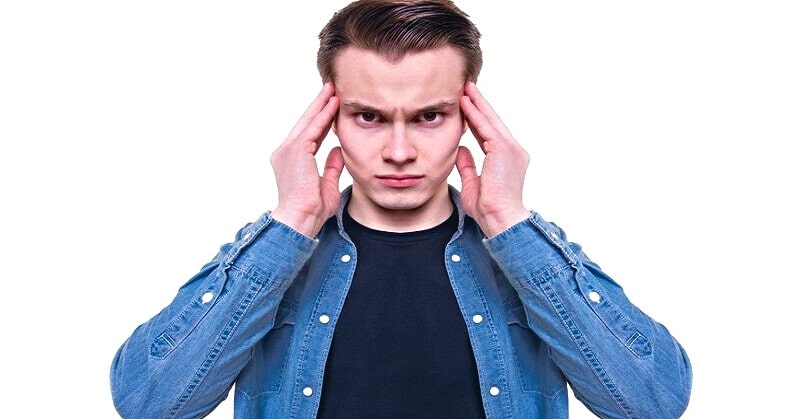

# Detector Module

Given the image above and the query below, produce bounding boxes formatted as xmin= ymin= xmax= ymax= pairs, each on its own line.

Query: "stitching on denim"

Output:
xmin=237 ymin=304 xmax=297 ymax=399
xmin=289 ymin=241 xmax=354 ymax=419
xmin=222 ymin=215 xmax=272 ymax=267
xmin=576 ymin=270 xmax=653 ymax=360
xmin=446 ymin=241 xmax=514 ymax=418
xmin=530 ymin=262 xmax=572 ymax=287
xmin=595 ymin=298 xmax=653 ymax=360
xmin=150 ymin=299 xmax=207 ymax=360
xmin=536 ymin=270 xmax=636 ymax=418
xmin=167 ymin=279 xmax=265 ymax=418
xmin=505 ymin=319 xmax=567 ymax=399
xmin=310 ymin=244 xmax=354 ymax=412
xmin=229 ymin=260 xmax=269 ymax=286
xmin=530 ymin=215 xmax=578 ymax=266
xmin=627 ymin=333 xmax=646 ymax=351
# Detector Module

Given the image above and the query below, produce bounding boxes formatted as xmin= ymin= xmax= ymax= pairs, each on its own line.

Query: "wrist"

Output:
xmin=271 ymin=207 xmax=325 ymax=239
xmin=478 ymin=208 xmax=530 ymax=238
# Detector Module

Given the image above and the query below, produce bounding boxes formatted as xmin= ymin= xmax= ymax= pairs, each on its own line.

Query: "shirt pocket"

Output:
xmin=236 ymin=302 xmax=297 ymax=398
xmin=505 ymin=302 xmax=566 ymax=399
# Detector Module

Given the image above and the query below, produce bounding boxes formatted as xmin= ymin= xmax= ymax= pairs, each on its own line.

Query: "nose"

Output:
xmin=381 ymin=122 xmax=417 ymax=164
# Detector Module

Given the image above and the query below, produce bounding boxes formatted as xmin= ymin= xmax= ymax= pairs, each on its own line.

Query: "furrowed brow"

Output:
xmin=418 ymin=101 xmax=459 ymax=113
xmin=341 ymin=100 xmax=459 ymax=115
xmin=341 ymin=101 xmax=382 ymax=113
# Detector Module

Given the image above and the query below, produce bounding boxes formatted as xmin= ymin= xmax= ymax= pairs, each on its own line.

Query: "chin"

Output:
xmin=351 ymin=178 xmax=449 ymax=214
xmin=364 ymin=188 xmax=436 ymax=212
xmin=372 ymin=194 xmax=428 ymax=211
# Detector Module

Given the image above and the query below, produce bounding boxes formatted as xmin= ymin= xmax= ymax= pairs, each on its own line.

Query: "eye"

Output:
xmin=422 ymin=112 xmax=439 ymax=122
xmin=359 ymin=112 xmax=376 ymax=122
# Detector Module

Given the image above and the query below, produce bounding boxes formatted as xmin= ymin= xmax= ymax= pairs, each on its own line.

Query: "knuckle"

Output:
xmin=269 ymin=149 xmax=282 ymax=166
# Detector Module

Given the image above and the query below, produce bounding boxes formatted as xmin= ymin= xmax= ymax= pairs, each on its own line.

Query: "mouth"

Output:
xmin=375 ymin=174 xmax=425 ymax=188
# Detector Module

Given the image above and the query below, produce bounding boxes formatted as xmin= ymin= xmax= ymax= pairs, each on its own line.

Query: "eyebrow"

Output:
xmin=341 ymin=100 xmax=459 ymax=114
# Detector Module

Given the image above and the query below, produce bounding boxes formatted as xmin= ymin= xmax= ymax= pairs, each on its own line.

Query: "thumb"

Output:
xmin=322 ymin=146 xmax=345 ymax=184
xmin=455 ymin=146 xmax=479 ymax=185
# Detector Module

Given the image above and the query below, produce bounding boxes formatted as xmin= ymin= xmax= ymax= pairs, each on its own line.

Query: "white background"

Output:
xmin=1 ymin=1 xmax=798 ymax=417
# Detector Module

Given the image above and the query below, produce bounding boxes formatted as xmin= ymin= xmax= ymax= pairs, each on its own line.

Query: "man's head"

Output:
xmin=317 ymin=0 xmax=482 ymax=83
xmin=319 ymin=0 xmax=482 ymax=231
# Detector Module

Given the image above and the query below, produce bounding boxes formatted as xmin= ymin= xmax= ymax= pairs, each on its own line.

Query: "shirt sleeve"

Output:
xmin=110 ymin=212 xmax=317 ymax=419
xmin=484 ymin=212 xmax=692 ymax=419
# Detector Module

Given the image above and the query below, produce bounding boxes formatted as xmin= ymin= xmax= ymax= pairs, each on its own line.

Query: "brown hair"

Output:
xmin=317 ymin=0 xmax=482 ymax=82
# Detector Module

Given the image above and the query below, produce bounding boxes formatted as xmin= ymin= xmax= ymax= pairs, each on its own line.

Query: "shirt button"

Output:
xmin=341 ymin=254 xmax=351 ymax=263
xmin=243 ymin=231 xmax=252 ymax=240
xmin=472 ymin=314 xmax=484 ymax=324
xmin=489 ymin=386 xmax=501 ymax=396
xmin=319 ymin=314 xmax=331 ymax=324
xmin=451 ymin=254 xmax=461 ymax=263
xmin=588 ymin=291 xmax=601 ymax=303
xmin=548 ymin=231 xmax=559 ymax=240
xmin=303 ymin=387 xmax=313 ymax=397
xmin=201 ymin=292 xmax=214 ymax=304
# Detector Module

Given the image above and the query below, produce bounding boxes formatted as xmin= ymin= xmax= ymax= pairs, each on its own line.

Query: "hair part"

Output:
xmin=317 ymin=0 xmax=482 ymax=82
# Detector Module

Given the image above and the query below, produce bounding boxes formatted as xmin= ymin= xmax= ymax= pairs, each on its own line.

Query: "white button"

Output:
xmin=588 ymin=291 xmax=601 ymax=303
xmin=302 ymin=387 xmax=313 ymax=396
xmin=548 ymin=231 xmax=559 ymax=240
xmin=341 ymin=254 xmax=351 ymax=263
xmin=451 ymin=254 xmax=461 ymax=263
xmin=201 ymin=292 xmax=214 ymax=304
xmin=243 ymin=232 xmax=252 ymax=240
xmin=319 ymin=314 xmax=330 ymax=324
xmin=472 ymin=314 xmax=484 ymax=324
xmin=489 ymin=386 xmax=500 ymax=396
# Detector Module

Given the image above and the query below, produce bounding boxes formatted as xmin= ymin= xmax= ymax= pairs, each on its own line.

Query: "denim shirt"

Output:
xmin=111 ymin=187 xmax=692 ymax=418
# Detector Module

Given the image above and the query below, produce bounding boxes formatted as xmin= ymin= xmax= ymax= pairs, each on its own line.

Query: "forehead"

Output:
xmin=333 ymin=46 xmax=465 ymax=111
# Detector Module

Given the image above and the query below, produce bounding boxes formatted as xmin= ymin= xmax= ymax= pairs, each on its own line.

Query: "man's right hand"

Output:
xmin=270 ymin=82 xmax=343 ymax=238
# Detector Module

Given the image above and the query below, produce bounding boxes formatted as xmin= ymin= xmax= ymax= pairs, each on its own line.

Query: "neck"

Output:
xmin=347 ymin=184 xmax=454 ymax=232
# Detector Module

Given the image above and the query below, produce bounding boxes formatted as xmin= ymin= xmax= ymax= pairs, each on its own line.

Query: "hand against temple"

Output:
xmin=457 ymin=82 xmax=531 ymax=238
xmin=270 ymin=83 xmax=343 ymax=238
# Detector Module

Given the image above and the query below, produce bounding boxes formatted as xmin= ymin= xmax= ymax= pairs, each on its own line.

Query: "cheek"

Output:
xmin=437 ymin=125 xmax=465 ymax=157
xmin=337 ymin=131 xmax=373 ymax=171
xmin=335 ymin=124 xmax=358 ymax=155
xmin=419 ymin=138 xmax=460 ymax=172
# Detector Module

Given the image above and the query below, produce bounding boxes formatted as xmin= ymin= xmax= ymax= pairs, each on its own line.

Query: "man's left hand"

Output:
xmin=457 ymin=81 xmax=531 ymax=238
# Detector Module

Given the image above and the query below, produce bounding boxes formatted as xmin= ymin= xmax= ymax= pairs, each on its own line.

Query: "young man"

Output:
xmin=111 ymin=1 xmax=692 ymax=418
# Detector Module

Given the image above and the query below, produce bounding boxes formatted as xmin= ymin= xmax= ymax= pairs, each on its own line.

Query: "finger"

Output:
xmin=455 ymin=146 xmax=479 ymax=185
xmin=464 ymin=81 xmax=513 ymax=138
xmin=297 ymin=82 xmax=335 ymax=128
xmin=287 ymin=82 xmax=336 ymax=140
xmin=307 ymin=96 xmax=339 ymax=154
xmin=321 ymin=146 xmax=345 ymax=185
xmin=461 ymin=95 xmax=495 ymax=154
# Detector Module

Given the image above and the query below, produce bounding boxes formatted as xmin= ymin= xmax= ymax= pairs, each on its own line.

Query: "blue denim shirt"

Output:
xmin=111 ymin=187 xmax=691 ymax=418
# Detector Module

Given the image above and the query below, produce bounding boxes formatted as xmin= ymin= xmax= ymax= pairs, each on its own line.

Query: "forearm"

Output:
xmin=485 ymin=213 xmax=692 ymax=419
xmin=110 ymin=213 xmax=317 ymax=418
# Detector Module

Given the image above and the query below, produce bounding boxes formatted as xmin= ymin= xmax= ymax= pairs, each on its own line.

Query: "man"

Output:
xmin=111 ymin=1 xmax=692 ymax=418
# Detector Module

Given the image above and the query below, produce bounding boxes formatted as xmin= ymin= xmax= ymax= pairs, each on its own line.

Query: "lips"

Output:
xmin=376 ymin=174 xmax=424 ymax=188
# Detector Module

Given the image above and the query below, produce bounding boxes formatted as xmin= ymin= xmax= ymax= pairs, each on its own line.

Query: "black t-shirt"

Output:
xmin=317 ymin=209 xmax=485 ymax=418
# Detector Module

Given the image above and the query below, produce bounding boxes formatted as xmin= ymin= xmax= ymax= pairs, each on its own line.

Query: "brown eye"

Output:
xmin=361 ymin=112 xmax=376 ymax=122
xmin=422 ymin=112 xmax=438 ymax=122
